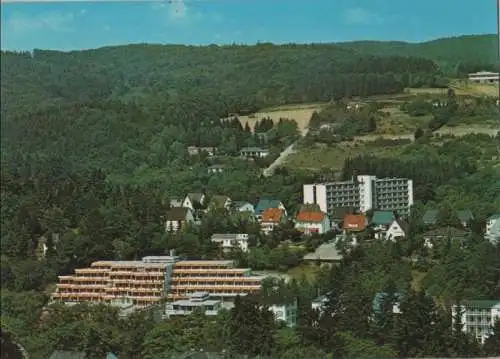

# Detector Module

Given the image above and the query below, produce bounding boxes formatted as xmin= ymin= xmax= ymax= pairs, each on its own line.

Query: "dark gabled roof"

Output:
xmin=396 ymin=219 xmax=410 ymax=233
xmin=330 ymin=206 xmax=356 ymax=220
xmin=461 ymin=300 xmax=500 ymax=309
xmin=457 ymin=209 xmax=474 ymax=223
xmin=423 ymin=226 xmax=469 ymax=238
xmin=298 ymin=203 xmax=321 ymax=213
xmin=255 ymin=199 xmax=283 ymax=215
xmin=422 ymin=209 xmax=439 ymax=225
xmin=166 ymin=207 xmax=190 ymax=221
xmin=187 ymin=192 xmax=204 ymax=204
xmin=371 ymin=210 xmax=395 ymax=225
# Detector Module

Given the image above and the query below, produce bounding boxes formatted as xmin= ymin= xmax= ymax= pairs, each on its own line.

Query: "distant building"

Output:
xmin=254 ymin=199 xmax=287 ymax=219
xmin=486 ymin=214 xmax=500 ymax=245
xmin=295 ymin=210 xmax=331 ymax=235
xmin=165 ymin=207 xmax=195 ymax=232
xmin=183 ymin=193 xmax=206 ymax=211
xmin=231 ymin=201 xmax=255 ymax=214
xmin=260 ymin=208 xmax=286 ymax=235
xmin=303 ymin=175 xmax=414 ymax=216
xmin=311 ymin=294 xmax=329 ymax=314
xmin=210 ymin=233 xmax=249 ymax=253
xmin=52 ymin=256 xmax=264 ymax=310
xmin=164 ymin=292 xmax=221 ymax=318
xmin=268 ymin=300 xmax=298 ymax=328
xmin=303 ymin=242 xmax=343 ymax=267
xmin=187 ymin=146 xmax=217 ymax=156
xmin=240 ymin=147 xmax=269 ymax=158
xmin=468 ymin=71 xmax=499 ymax=84
xmin=208 ymin=164 xmax=225 ymax=174
xmin=452 ymin=300 xmax=500 ymax=344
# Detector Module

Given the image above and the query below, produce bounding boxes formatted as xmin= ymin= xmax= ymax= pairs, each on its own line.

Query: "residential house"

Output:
xmin=329 ymin=206 xmax=356 ymax=230
xmin=385 ymin=219 xmax=409 ymax=241
xmin=311 ymin=294 xmax=330 ymax=314
xmin=452 ymin=300 xmax=500 ymax=344
xmin=255 ymin=199 xmax=287 ymax=220
xmin=422 ymin=208 xmax=474 ymax=228
xmin=187 ymin=146 xmax=217 ymax=157
xmin=370 ymin=210 xmax=396 ymax=239
xmin=208 ymin=164 xmax=225 ymax=174
xmin=372 ymin=292 xmax=403 ymax=315
xmin=303 ymin=241 xmax=343 ymax=267
xmin=240 ymin=147 xmax=270 ymax=158
xmin=422 ymin=226 xmax=470 ymax=248
xmin=260 ymin=208 xmax=286 ymax=235
xmin=164 ymin=292 xmax=221 ymax=318
xmin=295 ymin=210 xmax=331 ymax=235
xmin=183 ymin=192 xmax=206 ymax=211
xmin=232 ymin=201 xmax=255 ymax=214
xmin=486 ymin=214 xmax=500 ymax=244
xmin=207 ymin=195 xmax=232 ymax=212
xmin=210 ymin=233 xmax=250 ymax=253
xmin=35 ymin=233 xmax=60 ymax=260
xmin=165 ymin=207 xmax=195 ymax=232
xmin=169 ymin=197 xmax=183 ymax=208
xmin=269 ymin=300 xmax=298 ymax=328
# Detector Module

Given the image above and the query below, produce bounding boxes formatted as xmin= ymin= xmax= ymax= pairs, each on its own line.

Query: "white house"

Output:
xmin=240 ymin=147 xmax=270 ymax=158
xmin=268 ymin=300 xmax=298 ymax=327
xmin=385 ymin=219 xmax=408 ymax=241
xmin=295 ymin=210 xmax=331 ymax=235
xmin=164 ymin=292 xmax=221 ymax=319
xmin=232 ymin=201 xmax=255 ymax=214
xmin=452 ymin=300 xmax=500 ymax=344
xmin=260 ymin=208 xmax=286 ymax=235
xmin=210 ymin=233 xmax=250 ymax=253
xmin=182 ymin=192 xmax=206 ymax=211
xmin=311 ymin=294 xmax=329 ymax=314
xmin=165 ymin=207 xmax=195 ymax=232
xmin=486 ymin=214 xmax=500 ymax=244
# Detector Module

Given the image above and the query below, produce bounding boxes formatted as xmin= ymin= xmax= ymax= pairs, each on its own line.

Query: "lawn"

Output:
xmin=285 ymin=140 xmax=407 ymax=172
xmin=375 ymin=107 xmax=431 ymax=135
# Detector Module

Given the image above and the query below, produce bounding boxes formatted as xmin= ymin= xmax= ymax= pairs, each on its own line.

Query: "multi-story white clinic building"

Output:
xmin=303 ymin=175 xmax=414 ymax=216
xmin=452 ymin=300 xmax=500 ymax=344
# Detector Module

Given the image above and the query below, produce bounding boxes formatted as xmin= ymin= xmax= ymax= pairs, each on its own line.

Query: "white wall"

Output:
xmin=303 ymin=184 xmax=327 ymax=213
xmin=407 ymin=179 xmax=414 ymax=208
xmin=357 ymin=175 xmax=375 ymax=213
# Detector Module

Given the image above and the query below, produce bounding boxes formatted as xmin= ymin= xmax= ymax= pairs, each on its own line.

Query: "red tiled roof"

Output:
xmin=296 ymin=211 xmax=324 ymax=223
xmin=342 ymin=214 xmax=366 ymax=231
xmin=261 ymin=208 xmax=284 ymax=222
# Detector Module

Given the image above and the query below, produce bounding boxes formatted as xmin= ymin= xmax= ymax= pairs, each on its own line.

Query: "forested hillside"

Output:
xmin=1 ymin=44 xmax=442 ymax=181
xmin=336 ymin=34 xmax=498 ymax=73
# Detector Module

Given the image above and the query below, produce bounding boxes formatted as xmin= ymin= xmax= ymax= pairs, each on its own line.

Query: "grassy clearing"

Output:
xmin=285 ymin=140 xmax=406 ymax=172
xmin=435 ymin=126 xmax=499 ymax=137
xmin=411 ymin=270 xmax=427 ymax=291
xmin=227 ymin=103 xmax=327 ymax=136
xmin=376 ymin=107 xmax=431 ymax=135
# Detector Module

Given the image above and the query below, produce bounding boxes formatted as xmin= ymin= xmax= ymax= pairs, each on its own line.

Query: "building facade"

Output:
xmin=452 ymin=300 xmax=500 ymax=344
xmin=468 ymin=71 xmax=500 ymax=84
xmin=210 ymin=233 xmax=250 ymax=252
xmin=164 ymin=292 xmax=221 ymax=318
xmin=303 ymin=175 xmax=413 ymax=216
xmin=52 ymin=255 xmax=264 ymax=310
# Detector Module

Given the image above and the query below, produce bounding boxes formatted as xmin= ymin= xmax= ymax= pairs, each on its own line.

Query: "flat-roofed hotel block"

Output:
xmin=52 ymin=255 xmax=264 ymax=308
xmin=303 ymin=175 xmax=414 ymax=216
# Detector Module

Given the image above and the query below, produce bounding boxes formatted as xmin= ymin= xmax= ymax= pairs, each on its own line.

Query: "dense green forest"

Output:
xmin=1 ymin=37 xmax=500 ymax=358
xmin=336 ymin=34 xmax=499 ymax=74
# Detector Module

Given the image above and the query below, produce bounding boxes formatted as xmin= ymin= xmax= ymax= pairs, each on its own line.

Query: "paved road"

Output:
xmin=262 ymin=143 xmax=297 ymax=177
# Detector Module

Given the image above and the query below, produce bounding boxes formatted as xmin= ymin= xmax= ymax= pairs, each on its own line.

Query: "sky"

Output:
xmin=0 ymin=0 xmax=497 ymax=51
